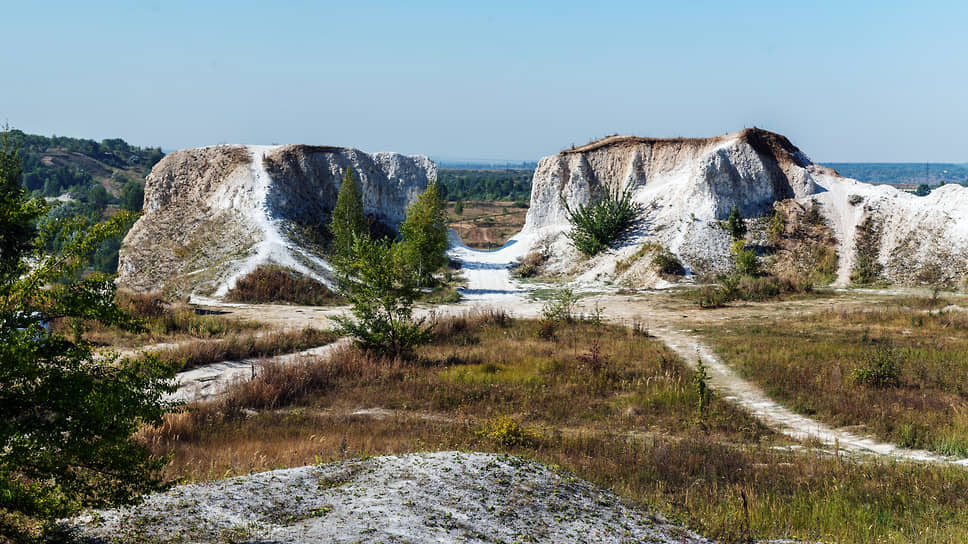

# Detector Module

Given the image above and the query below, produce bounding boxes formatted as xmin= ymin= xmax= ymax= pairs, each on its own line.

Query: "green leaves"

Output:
xmin=565 ymin=185 xmax=640 ymax=256
xmin=329 ymin=165 xmax=367 ymax=261
xmin=332 ymin=235 xmax=432 ymax=358
xmin=0 ymin=127 xmax=175 ymax=537
xmin=399 ymin=180 xmax=448 ymax=288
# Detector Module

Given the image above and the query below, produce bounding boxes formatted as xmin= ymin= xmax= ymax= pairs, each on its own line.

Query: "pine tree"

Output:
xmin=332 ymin=234 xmax=431 ymax=358
xmin=329 ymin=165 xmax=367 ymax=260
xmin=400 ymin=181 xmax=449 ymax=288
xmin=726 ymin=204 xmax=747 ymax=240
xmin=454 ymin=199 xmax=463 ymax=216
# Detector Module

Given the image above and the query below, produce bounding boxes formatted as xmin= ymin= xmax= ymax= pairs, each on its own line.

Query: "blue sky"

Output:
xmin=2 ymin=1 xmax=965 ymax=162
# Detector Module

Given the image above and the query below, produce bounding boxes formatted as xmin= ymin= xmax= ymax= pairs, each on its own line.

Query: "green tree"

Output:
xmin=329 ymin=165 xmax=367 ymax=260
xmin=0 ymin=129 xmax=175 ymax=539
xmin=332 ymin=234 xmax=431 ymax=358
xmin=726 ymin=204 xmax=747 ymax=240
xmin=400 ymin=181 xmax=449 ymax=288
xmin=565 ymin=185 xmax=640 ymax=256
xmin=453 ymin=198 xmax=463 ymax=216
xmin=120 ymin=180 xmax=144 ymax=211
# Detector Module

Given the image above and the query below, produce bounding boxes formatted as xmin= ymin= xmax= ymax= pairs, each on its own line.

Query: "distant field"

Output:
xmin=446 ymin=200 xmax=528 ymax=249
xmin=823 ymin=162 xmax=968 ymax=186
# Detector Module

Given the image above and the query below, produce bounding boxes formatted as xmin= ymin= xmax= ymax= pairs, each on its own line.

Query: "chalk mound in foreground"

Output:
xmin=67 ymin=451 xmax=714 ymax=543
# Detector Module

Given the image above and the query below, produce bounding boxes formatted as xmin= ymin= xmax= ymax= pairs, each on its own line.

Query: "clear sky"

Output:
xmin=2 ymin=1 xmax=965 ymax=162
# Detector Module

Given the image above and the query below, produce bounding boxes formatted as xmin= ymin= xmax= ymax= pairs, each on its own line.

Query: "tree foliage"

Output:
xmin=0 ymin=129 xmax=175 ymax=539
xmin=332 ymin=235 xmax=432 ymax=358
xmin=726 ymin=205 xmax=747 ymax=240
xmin=329 ymin=165 xmax=367 ymax=261
xmin=565 ymin=185 xmax=641 ymax=256
xmin=400 ymin=181 xmax=449 ymax=287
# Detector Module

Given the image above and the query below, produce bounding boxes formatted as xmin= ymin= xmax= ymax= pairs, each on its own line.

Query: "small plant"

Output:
xmin=565 ymin=184 xmax=641 ymax=256
xmin=768 ymin=208 xmax=785 ymax=245
xmin=731 ymin=240 xmax=761 ymax=277
xmin=651 ymin=248 xmax=685 ymax=277
xmin=226 ymin=265 xmax=342 ymax=306
xmin=726 ymin=205 xmax=747 ymax=240
xmin=848 ymin=194 xmax=864 ymax=206
xmin=477 ymin=415 xmax=540 ymax=448
xmin=541 ymin=287 xmax=579 ymax=323
xmin=805 ymin=199 xmax=824 ymax=225
xmin=577 ymin=339 xmax=608 ymax=372
xmin=850 ymin=216 xmax=882 ymax=285
xmin=851 ymin=346 xmax=901 ymax=388
xmin=694 ymin=357 xmax=710 ymax=419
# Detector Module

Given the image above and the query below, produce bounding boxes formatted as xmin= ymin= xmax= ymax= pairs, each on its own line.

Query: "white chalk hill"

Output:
xmin=520 ymin=128 xmax=968 ymax=287
xmin=118 ymin=144 xmax=436 ymax=298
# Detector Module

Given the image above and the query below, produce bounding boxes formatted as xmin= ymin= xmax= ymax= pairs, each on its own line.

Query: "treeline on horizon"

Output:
xmin=6 ymin=130 xmax=165 ymax=275
xmin=437 ymin=168 xmax=533 ymax=203
xmin=824 ymin=162 xmax=968 ymax=186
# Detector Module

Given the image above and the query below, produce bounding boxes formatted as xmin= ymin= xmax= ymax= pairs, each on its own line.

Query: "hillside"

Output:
xmin=11 ymin=130 xmax=163 ymax=200
xmin=117 ymin=145 xmax=435 ymax=298
xmin=518 ymin=128 xmax=968 ymax=287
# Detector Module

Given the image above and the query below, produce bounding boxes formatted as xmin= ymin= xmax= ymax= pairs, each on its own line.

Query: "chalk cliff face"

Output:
xmin=521 ymin=128 xmax=968 ymax=286
xmin=118 ymin=145 xmax=436 ymax=298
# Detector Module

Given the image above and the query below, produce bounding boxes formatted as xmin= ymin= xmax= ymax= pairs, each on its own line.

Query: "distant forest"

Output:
xmin=823 ymin=162 xmax=968 ymax=186
xmin=437 ymin=168 xmax=533 ymax=203
xmin=6 ymin=130 xmax=165 ymax=274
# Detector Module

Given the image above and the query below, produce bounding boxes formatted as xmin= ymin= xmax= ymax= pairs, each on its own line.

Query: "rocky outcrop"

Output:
xmin=118 ymin=145 xmax=435 ymax=299
xmin=521 ymin=128 xmax=968 ymax=286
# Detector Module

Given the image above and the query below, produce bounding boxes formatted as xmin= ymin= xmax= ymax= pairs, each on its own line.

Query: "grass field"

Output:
xmin=702 ymin=297 xmax=968 ymax=457
xmin=142 ymin=310 xmax=968 ymax=543
xmin=446 ymin=200 xmax=528 ymax=249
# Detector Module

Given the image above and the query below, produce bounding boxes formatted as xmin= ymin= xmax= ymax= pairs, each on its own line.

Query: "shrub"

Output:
xmin=477 ymin=415 xmax=540 ymax=448
xmin=850 ymin=216 xmax=882 ymax=285
xmin=732 ymin=241 xmax=761 ymax=277
xmin=541 ymin=287 xmax=580 ymax=323
xmin=651 ymin=248 xmax=685 ymax=277
xmin=848 ymin=194 xmax=863 ymax=206
xmin=226 ymin=266 xmax=342 ymax=306
xmin=852 ymin=347 xmax=900 ymax=388
xmin=726 ymin=205 xmax=747 ymax=240
xmin=565 ymin=185 xmax=641 ymax=256
xmin=512 ymin=251 xmax=547 ymax=278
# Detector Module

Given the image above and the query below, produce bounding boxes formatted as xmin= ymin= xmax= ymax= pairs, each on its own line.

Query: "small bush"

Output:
xmin=226 ymin=266 xmax=342 ymax=306
xmin=565 ymin=185 xmax=641 ymax=256
xmin=726 ymin=205 xmax=747 ymax=240
xmin=850 ymin=216 xmax=882 ymax=285
xmin=852 ymin=347 xmax=900 ymax=388
xmin=476 ymin=415 xmax=540 ymax=448
xmin=541 ymin=288 xmax=580 ymax=323
xmin=512 ymin=251 xmax=547 ymax=278
xmin=651 ymin=248 xmax=685 ymax=277
xmin=805 ymin=199 xmax=825 ymax=225
xmin=848 ymin=194 xmax=863 ymax=206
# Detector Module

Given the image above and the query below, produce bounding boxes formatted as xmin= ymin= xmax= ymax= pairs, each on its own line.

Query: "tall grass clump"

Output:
xmin=226 ymin=265 xmax=342 ymax=306
xmin=565 ymin=185 xmax=641 ymax=256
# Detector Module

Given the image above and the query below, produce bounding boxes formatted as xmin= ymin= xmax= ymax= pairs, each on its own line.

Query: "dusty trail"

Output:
xmin=179 ymin=235 xmax=968 ymax=467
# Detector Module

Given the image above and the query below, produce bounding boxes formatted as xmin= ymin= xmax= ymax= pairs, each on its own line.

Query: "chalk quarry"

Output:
xmin=118 ymin=129 xmax=968 ymax=298
xmin=520 ymin=128 xmax=968 ymax=287
xmin=117 ymin=145 xmax=435 ymax=298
